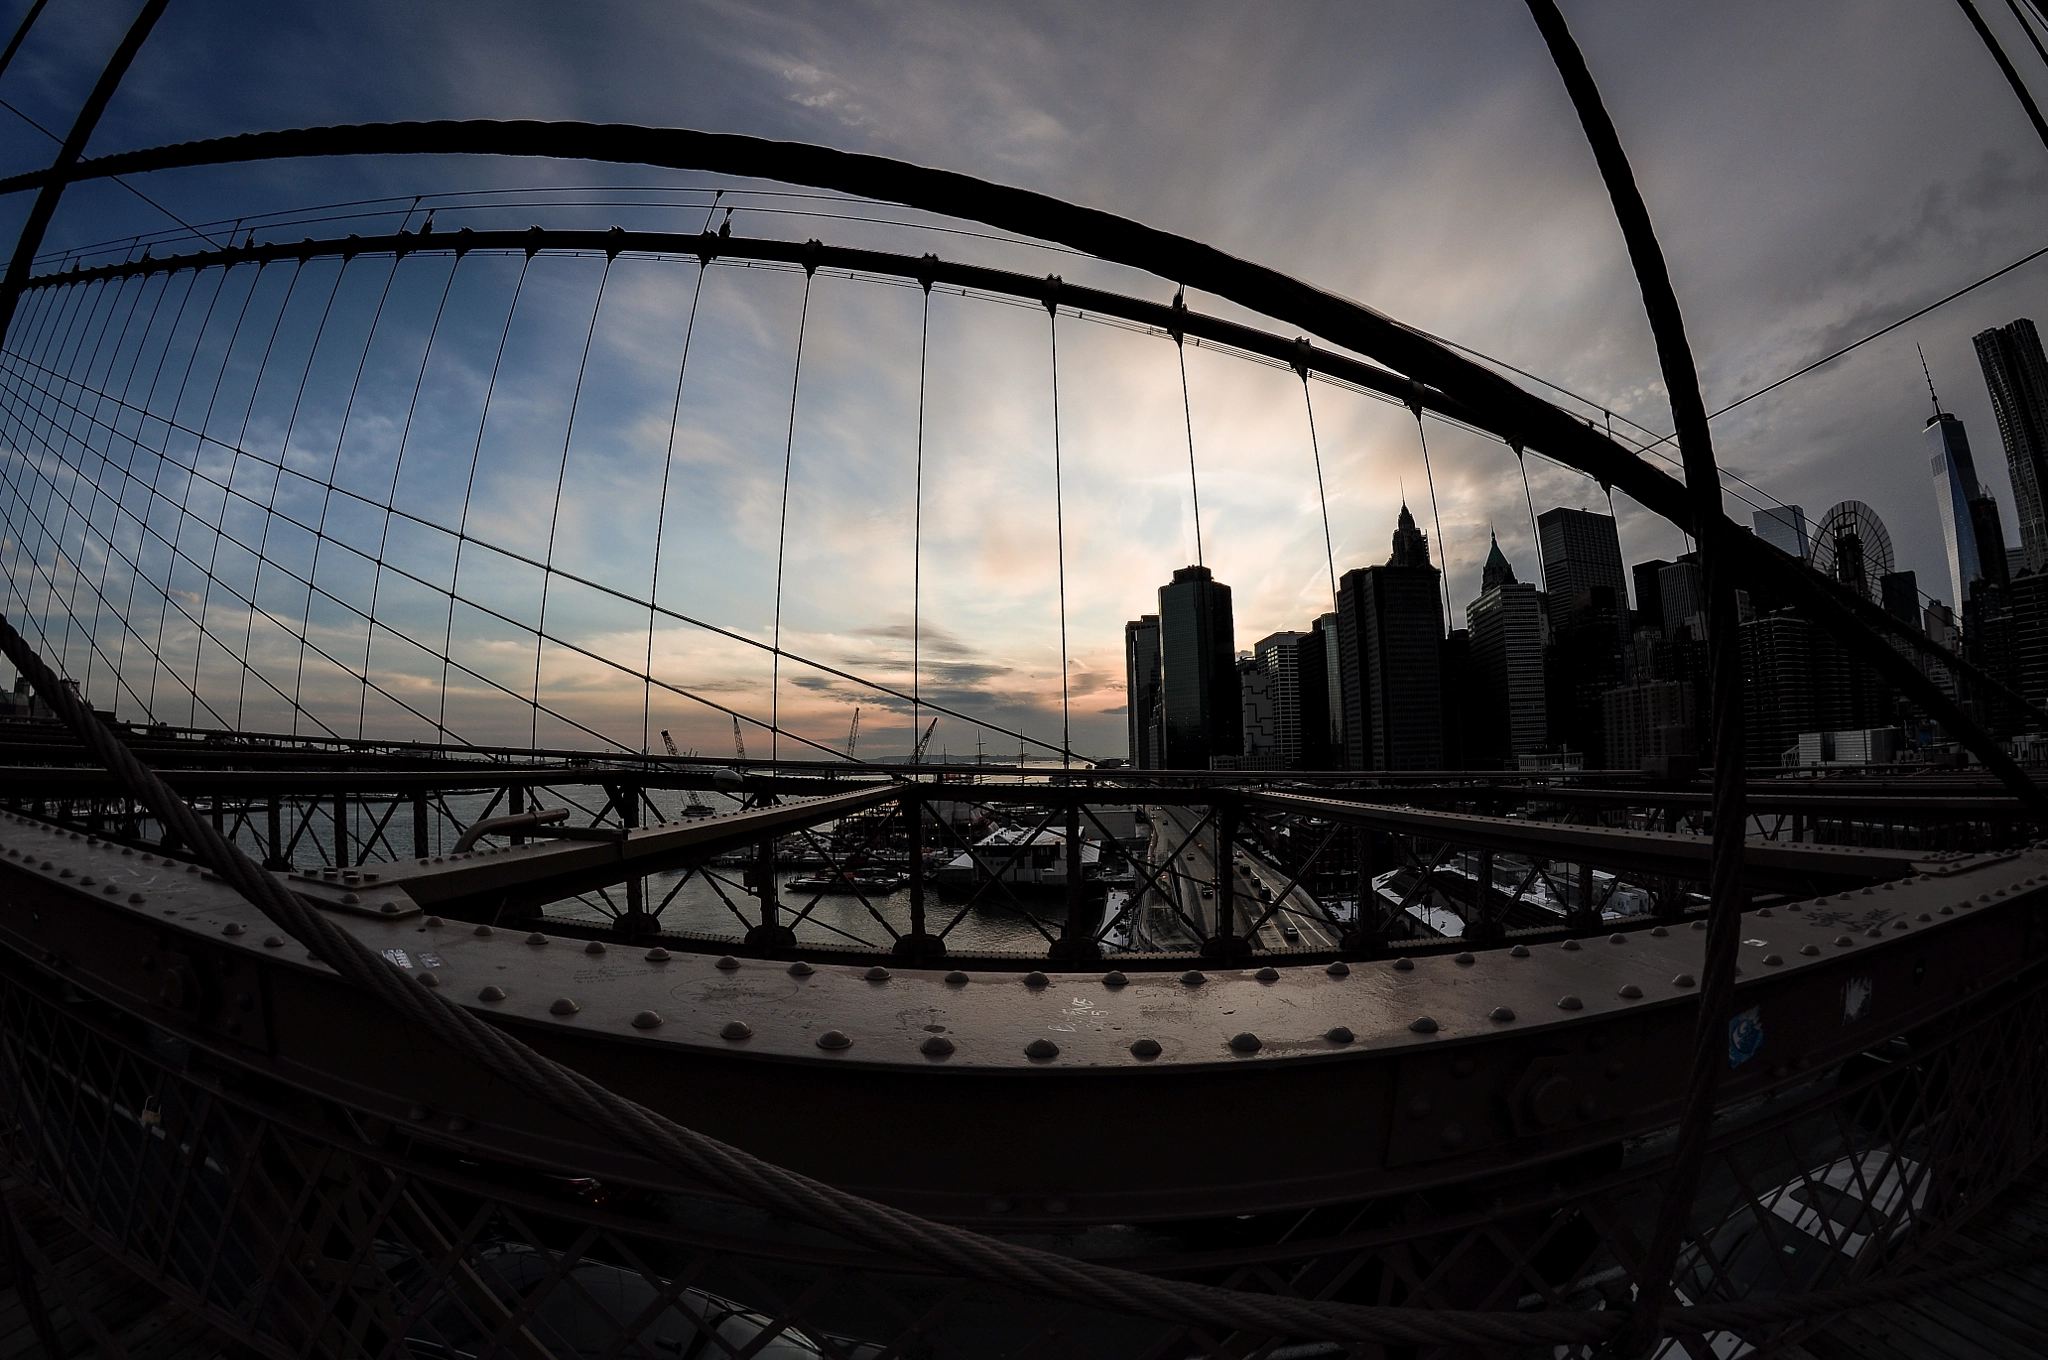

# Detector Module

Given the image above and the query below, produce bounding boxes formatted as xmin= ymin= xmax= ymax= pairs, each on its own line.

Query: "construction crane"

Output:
xmin=731 ymin=715 xmax=746 ymax=762
xmin=844 ymin=707 xmax=861 ymax=760
xmin=659 ymin=729 xmax=679 ymax=758
xmin=912 ymin=717 xmax=938 ymax=763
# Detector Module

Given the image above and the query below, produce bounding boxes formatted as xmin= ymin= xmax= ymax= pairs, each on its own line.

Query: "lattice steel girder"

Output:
xmin=1247 ymin=791 xmax=1931 ymax=892
xmin=1 ymin=807 xmax=2043 ymax=1226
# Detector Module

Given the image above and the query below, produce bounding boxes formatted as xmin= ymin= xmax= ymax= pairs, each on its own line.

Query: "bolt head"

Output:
xmin=1025 ymin=1038 xmax=1060 ymax=1060
xmin=716 ymin=955 xmax=739 ymax=970
xmin=263 ymin=936 xmax=284 ymax=948
xmin=222 ymin=922 xmax=244 ymax=937
xmin=1326 ymin=961 xmax=1350 ymax=976
xmin=720 ymin=1020 xmax=751 ymax=1039
xmin=1800 ymin=944 xmax=1820 ymax=956
xmin=646 ymin=947 xmax=671 ymax=962
xmin=1102 ymin=970 xmax=1128 ymax=987
xmin=1558 ymin=995 xmax=1583 ymax=1010
xmin=1651 ymin=926 xmax=1669 ymax=936
xmin=1609 ymin=933 xmax=1627 ymax=944
xmin=1692 ymin=920 xmax=1707 ymax=930
xmin=921 ymin=1035 xmax=955 ymax=1057
xmin=1325 ymin=1026 xmax=1354 ymax=1044
xmin=631 ymin=1010 xmax=662 ymax=1029
xmin=1509 ymin=945 xmax=1530 ymax=958
xmin=1618 ymin=984 xmax=1643 ymax=999
xmin=478 ymin=985 xmax=506 ymax=1001
xmin=1180 ymin=969 xmax=1206 ymax=986
xmin=1228 ymin=1031 xmax=1262 ymax=1053
xmin=943 ymin=969 xmax=969 ymax=985
xmin=549 ymin=997 xmax=579 ymax=1016
xmin=1764 ymin=954 xmax=1783 ymax=966
xmin=419 ymin=972 xmax=440 ymax=988
xmin=788 ymin=960 xmax=815 ymax=976
xmin=424 ymin=916 xmax=444 ymax=927
xmin=585 ymin=940 xmax=606 ymax=955
xmin=1392 ymin=957 xmax=1414 ymax=971
xmin=1129 ymin=1038 xmax=1162 ymax=1059
xmin=1672 ymin=973 xmax=1698 ymax=988
xmin=1453 ymin=952 xmax=1474 ymax=966
xmin=473 ymin=925 xmax=492 ymax=936
xmin=1835 ymin=936 xmax=1854 ymax=947
xmin=1490 ymin=1006 xmax=1516 ymax=1022
xmin=1023 ymin=971 xmax=1048 ymax=988
xmin=1408 ymin=1016 xmax=1439 ymax=1034
xmin=1255 ymin=967 xmax=1279 ymax=982
xmin=1561 ymin=940 xmax=1581 ymax=952
xmin=865 ymin=966 xmax=891 ymax=982
xmin=526 ymin=932 xmax=548 ymax=946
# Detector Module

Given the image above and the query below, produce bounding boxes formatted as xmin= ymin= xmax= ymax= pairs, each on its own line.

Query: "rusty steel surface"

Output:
xmin=3 ymin=806 xmax=2042 ymax=1225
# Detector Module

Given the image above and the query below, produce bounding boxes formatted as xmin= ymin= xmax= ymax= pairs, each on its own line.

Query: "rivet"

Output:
xmin=77 ymin=876 xmax=93 ymax=886
xmin=1454 ymin=952 xmax=1474 ymax=966
xmin=1103 ymin=970 xmax=1127 ymax=987
xmin=1326 ymin=961 xmax=1350 ymax=976
xmin=1755 ymin=909 xmax=1771 ymax=918
xmin=1509 ymin=945 xmax=1529 ymax=958
xmin=788 ymin=961 xmax=815 ymax=976
xmin=1609 ymin=933 xmax=1627 ymax=944
xmin=817 ymin=1029 xmax=852 ymax=1051
xmin=526 ymin=932 xmax=548 ymax=946
xmin=943 ymin=970 xmax=969 ymax=985
xmin=478 ymin=985 xmax=506 ymax=1001
xmin=1408 ymin=1016 xmax=1439 ymax=1034
xmin=1692 ymin=921 xmax=1707 ymax=931
xmin=646 ymin=947 xmax=671 ymax=962
xmin=1917 ymin=913 xmax=1932 ymax=922
xmin=1892 ymin=920 xmax=1909 ymax=931
xmin=631 ymin=1010 xmax=662 ymax=1029
xmin=1130 ymin=1038 xmax=1162 ymax=1059
xmin=921 ymin=1035 xmax=955 ymax=1057
xmin=129 ymin=893 xmax=145 ymax=904
xmin=425 ymin=916 xmax=444 ymax=927
xmin=1026 ymin=1038 xmax=1060 ymax=1060
xmin=719 ymin=1020 xmax=750 ymax=1039
xmin=1490 ymin=1006 xmax=1516 ymax=1022
xmin=1672 ymin=974 xmax=1696 ymax=988
xmin=1255 ymin=967 xmax=1279 ymax=982
xmin=263 ymin=935 xmax=284 ymax=948
xmin=419 ymin=972 xmax=440 ymax=988
xmin=1561 ymin=940 xmax=1581 ymax=951
xmin=1835 ymin=936 xmax=1854 ymax=947
xmin=1618 ymin=984 xmax=1643 ymax=999
xmin=583 ymin=940 xmax=605 ymax=955
xmin=1864 ymin=927 xmax=1882 ymax=939
xmin=1764 ymin=954 xmax=1784 ymax=966
xmin=1651 ymin=926 xmax=1669 ymax=936
xmin=473 ymin=925 xmax=492 ymax=936
xmin=549 ymin=997 xmax=579 ymax=1015
xmin=222 ymin=922 xmax=245 ymax=937
xmin=1940 ymin=906 xmax=1953 ymax=915
xmin=1181 ymin=969 xmax=1206 ymax=986
xmin=716 ymin=955 xmax=739 ymax=970
xmin=1324 ymin=1025 xmax=1354 ymax=1044
xmin=1024 ymin=971 xmax=1049 ymax=988
xmin=1800 ymin=944 xmax=1820 ymax=956
xmin=1558 ymin=995 xmax=1584 ymax=1010
xmin=1393 ymin=957 xmax=1415 ymax=970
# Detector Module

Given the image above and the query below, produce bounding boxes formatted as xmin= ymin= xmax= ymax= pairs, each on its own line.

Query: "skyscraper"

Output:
xmin=1312 ymin=612 xmax=1342 ymax=768
xmin=1926 ymin=408 xmax=1983 ymax=607
xmin=1335 ymin=505 xmax=1444 ymax=770
xmin=1753 ymin=505 xmax=1809 ymax=560
xmin=1975 ymin=319 xmax=2048 ymax=573
xmin=1467 ymin=533 xmax=1546 ymax=766
xmin=1537 ymin=506 xmax=1631 ymax=650
xmin=1250 ymin=630 xmax=1325 ymax=768
xmin=1630 ymin=558 xmax=1673 ymax=637
xmin=1157 ymin=566 xmax=1240 ymax=768
xmin=1659 ymin=558 xmax=1705 ymax=641
xmin=1122 ymin=615 xmax=1161 ymax=768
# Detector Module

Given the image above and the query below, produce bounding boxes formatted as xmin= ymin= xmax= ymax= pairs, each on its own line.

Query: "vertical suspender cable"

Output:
xmin=1297 ymin=360 xmax=1339 ymax=608
xmin=1413 ymin=408 xmax=1455 ymax=624
xmin=1956 ymin=0 xmax=2048 ymax=151
xmin=439 ymin=257 xmax=529 ymax=739
xmin=645 ymin=257 xmax=709 ymax=756
xmin=1517 ymin=446 xmax=1545 ymax=593
xmin=532 ymin=255 xmax=612 ymax=750
xmin=1046 ymin=278 xmax=1071 ymax=767
xmin=770 ymin=269 xmax=815 ymax=769
xmin=911 ymin=271 xmax=932 ymax=757
xmin=1175 ymin=290 xmax=1205 ymax=568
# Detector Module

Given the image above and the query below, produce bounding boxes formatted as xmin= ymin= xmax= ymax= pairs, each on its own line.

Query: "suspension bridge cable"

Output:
xmin=532 ymin=254 xmax=614 ymax=750
xmin=1298 ymin=369 xmax=1338 ymax=607
xmin=1517 ymin=448 xmax=1545 ymax=594
xmin=439 ymin=255 xmax=529 ymax=739
xmin=294 ymin=255 xmax=403 ymax=737
xmin=360 ymin=253 xmax=460 ymax=740
xmin=646 ymin=256 xmax=710 ymax=755
xmin=50 ymin=274 xmax=133 ymax=676
xmin=770 ymin=270 xmax=815 ymax=769
xmin=109 ymin=272 xmax=192 ymax=696
xmin=1413 ymin=408 xmax=1455 ymax=624
xmin=1048 ymin=289 xmax=1072 ymax=767
xmin=238 ymin=258 xmax=347 ymax=731
xmin=1174 ymin=290 xmax=1205 ymax=568
xmin=912 ymin=274 xmax=932 ymax=757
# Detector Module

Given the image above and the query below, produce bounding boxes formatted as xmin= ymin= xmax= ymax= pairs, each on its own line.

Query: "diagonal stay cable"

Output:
xmin=770 ymin=268 xmax=814 ymax=770
xmin=646 ymin=255 xmax=710 ymax=755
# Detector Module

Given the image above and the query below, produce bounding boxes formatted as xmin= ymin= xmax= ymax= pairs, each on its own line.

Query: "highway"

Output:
xmin=1143 ymin=804 xmax=1341 ymax=951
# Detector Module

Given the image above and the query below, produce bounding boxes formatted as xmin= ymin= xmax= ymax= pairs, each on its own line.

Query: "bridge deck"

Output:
xmin=0 ymin=1178 xmax=237 ymax=1360
xmin=1789 ymin=1158 xmax=2048 ymax=1360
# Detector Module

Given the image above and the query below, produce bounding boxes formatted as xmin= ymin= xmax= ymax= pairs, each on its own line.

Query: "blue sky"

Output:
xmin=4 ymin=0 xmax=2048 ymax=760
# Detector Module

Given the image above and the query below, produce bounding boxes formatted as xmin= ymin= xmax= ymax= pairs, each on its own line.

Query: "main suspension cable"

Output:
xmin=770 ymin=269 xmax=815 ymax=770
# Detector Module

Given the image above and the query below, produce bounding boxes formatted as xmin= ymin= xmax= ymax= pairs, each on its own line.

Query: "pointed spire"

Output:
xmin=1482 ymin=530 xmax=1517 ymax=591
xmin=1389 ymin=503 xmax=1430 ymax=568
xmin=1919 ymin=345 xmax=1943 ymax=420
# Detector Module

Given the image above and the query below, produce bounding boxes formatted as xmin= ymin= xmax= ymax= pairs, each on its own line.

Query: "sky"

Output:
xmin=3 ymin=0 xmax=2048 ymax=763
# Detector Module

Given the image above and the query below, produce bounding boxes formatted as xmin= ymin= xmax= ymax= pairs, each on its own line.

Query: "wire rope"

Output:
xmin=1049 ymin=294 xmax=1071 ymax=767
xmin=1413 ymin=409 xmax=1455 ymax=625
xmin=531 ymin=256 xmax=614 ymax=749
xmin=439 ymin=255 xmax=529 ymax=739
xmin=645 ymin=257 xmax=710 ymax=755
xmin=1517 ymin=448 xmax=1545 ymax=594
xmin=769 ymin=270 xmax=815 ymax=769
xmin=1175 ymin=292 xmax=1205 ymax=568
xmin=1299 ymin=369 xmax=1339 ymax=607
xmin=911 ymin=275 xmax=932 ymax=758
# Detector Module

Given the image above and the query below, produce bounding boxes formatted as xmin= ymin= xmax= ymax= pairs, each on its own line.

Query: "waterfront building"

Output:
xmin=1467 ymin=533 xmax=1546 ymax=766
xmin=1753 ymin=505 xmax=1809 ymax=560
xmin=1975 ymin=319 xmax=2048 ymax=573
xmin=1157 ymin=565 xmax=1241 ymax=768
xmin=1123 ymin=614 xmax=1161 ymax=768
xmin=1336 ymin=505 xmax=1445 ymax=770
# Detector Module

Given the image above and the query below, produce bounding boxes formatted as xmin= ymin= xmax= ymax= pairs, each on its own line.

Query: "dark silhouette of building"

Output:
xmin=1123 ymin=614 xmax=1161 ymax=768
xmin=1467 ymin=533 xmax=1545 ymax=767
xmin=1658 ymin=557 xmax=1704 ymax=641
xmin=1157 ymin=565 xmax=1240 ymax=768
xmin=1548 ymin=583 xmax=1626 ymax=766
xmin=1311 ymin=612 xmax=1342 ymax=768
xmin=1336 ymin=505 xmax=1444 ymax=770
xmin=1631 ymin=558 xmax=1673 ymax=637
xmin=1742 ymin=611 xmax=1815 ymax=766
xmin=1538 ymin=506 xmax=1631 ymax=651
xmin=1245 ymin=630 xmax=1330 ymax=769
xmin=1965 ymin=568 xmax=2048 ymax=735
xmin=1973 ymin=497 xmax=2012 ymax=590
xmin=1440 ymin=628 xmax=1474 ymax=769
xmin=1881 ymin=571 xmax=1919 ymax=627
xmin=1975 ymin=319 xmax=2048 ymax=574
xmin=1603 ymin=678 xmax=1696 ymax=772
